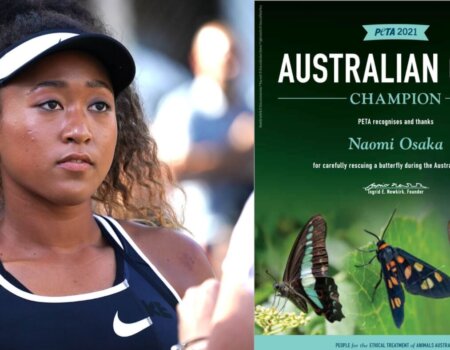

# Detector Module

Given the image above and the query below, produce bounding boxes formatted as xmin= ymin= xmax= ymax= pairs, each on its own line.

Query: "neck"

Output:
xmin=0 ymin=193 xmax=100 ymax=251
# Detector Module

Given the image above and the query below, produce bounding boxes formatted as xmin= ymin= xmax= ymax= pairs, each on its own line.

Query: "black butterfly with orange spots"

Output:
xmin=357 ymin=210 xmax=450 ymax=328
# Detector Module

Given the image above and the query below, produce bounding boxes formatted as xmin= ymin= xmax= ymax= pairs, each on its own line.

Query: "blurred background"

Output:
xmin=85 ymin=0 xmax=255 ymax=277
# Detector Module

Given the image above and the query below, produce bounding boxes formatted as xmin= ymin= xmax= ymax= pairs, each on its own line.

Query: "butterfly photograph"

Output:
xmin=349 ymin=210 xmax=450 ymax=334
xmin=255 ymin=214 xmax=350 ymax=335
xmin=273 ymin=215 xmax=344 ymax=323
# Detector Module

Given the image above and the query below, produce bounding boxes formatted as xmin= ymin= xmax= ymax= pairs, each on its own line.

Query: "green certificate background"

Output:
xmin=255 ymin=1 xmax=450 ymax=337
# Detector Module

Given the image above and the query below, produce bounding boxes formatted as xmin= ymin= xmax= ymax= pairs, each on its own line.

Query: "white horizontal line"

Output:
xmin=278 ymin=97 xmax=347 ymax=100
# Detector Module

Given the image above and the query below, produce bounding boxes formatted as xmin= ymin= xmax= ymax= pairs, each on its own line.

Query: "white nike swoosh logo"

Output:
xmin=113 ymin=311 xmax=153 ymax=337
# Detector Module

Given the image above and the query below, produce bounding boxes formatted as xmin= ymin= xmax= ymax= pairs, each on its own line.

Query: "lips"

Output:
xmin=56 ymin=153 xmax=94 ymax=171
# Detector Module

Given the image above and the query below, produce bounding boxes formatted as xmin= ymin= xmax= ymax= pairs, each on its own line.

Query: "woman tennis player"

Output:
xmin=0 ymin=1 xmax=213 ymax=349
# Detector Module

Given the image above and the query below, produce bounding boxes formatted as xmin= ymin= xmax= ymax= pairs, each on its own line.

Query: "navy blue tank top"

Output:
xmin=0 ymin=215 xmax=180 ymax=350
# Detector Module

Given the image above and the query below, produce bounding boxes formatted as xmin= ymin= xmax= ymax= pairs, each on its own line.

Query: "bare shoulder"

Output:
xmin=117 ymin=220 xmax=214 ymax=298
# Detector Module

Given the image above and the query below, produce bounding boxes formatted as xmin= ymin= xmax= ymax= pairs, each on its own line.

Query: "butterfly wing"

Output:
xmin=282 ymin=215 xmax=344 ymax=322
xmin=379 ymin=252 xmax=405 ymax=328
xmin=283 ymin=215 xmax=328 ymax=282
xmin=394 ymin=248 xmax=450 ymax=298
xmin=284 ymin=279 xmax=308 ymax=313
xmin=278 ymin=216 xmax=320 ymax=313
xmin=310 ymin=277 xmax=345 ymax=322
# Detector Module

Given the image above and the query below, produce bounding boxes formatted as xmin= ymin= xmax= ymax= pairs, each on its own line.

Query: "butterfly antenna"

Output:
xmin=381 ymin=209 xmax=396 ymax=241
xmin=265 ymin=269 xmax=278 ymax=283
xmin=364 ymin=229 xmax=381 ymax=242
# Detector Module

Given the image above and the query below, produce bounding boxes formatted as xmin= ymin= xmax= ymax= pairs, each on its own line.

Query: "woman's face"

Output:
xmin=0 ymin=51 xmax=117 ymax=207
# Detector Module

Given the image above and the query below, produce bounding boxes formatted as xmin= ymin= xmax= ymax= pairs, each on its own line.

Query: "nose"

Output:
xmin=61 ymin=106 xmax=93 ymax=144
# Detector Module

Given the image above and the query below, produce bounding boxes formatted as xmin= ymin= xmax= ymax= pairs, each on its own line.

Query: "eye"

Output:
xmin=39 ymin=100 xmax=62 ymax=111
xmin=89 ymin=101 xmax=110 ymax=112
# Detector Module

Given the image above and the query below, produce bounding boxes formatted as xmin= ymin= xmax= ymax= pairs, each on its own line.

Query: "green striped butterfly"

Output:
xmin=274 ymin=215 xmax=344 ymax=322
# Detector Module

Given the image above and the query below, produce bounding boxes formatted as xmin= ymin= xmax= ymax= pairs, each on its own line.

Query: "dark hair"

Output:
xmin=0 ymin=0 xmax=182 ymax=227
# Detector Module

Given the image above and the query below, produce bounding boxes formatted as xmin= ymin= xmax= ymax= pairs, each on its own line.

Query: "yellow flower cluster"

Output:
xmin=254 ymin=305 xmax=309 ymax=335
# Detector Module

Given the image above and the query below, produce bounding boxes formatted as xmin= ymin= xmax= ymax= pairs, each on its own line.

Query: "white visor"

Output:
xmin=0 ymin=30 xmax=135 ymax=94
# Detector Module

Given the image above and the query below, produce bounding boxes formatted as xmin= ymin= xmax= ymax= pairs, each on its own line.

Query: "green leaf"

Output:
xmin=346 ymin=212 xmax=450 ymax=334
